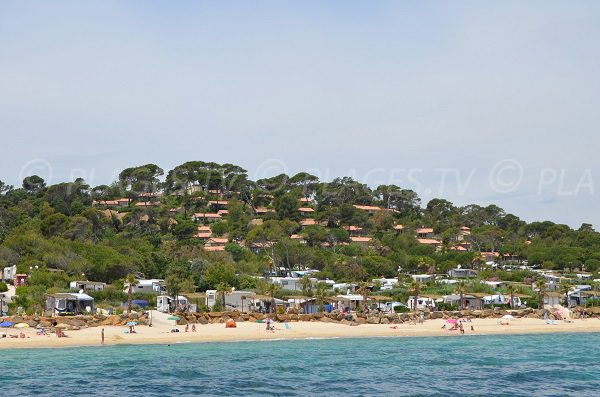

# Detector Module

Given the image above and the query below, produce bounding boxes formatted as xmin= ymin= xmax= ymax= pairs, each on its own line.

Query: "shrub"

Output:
xmin=393 ymin=305 xmax=410 ymax=313
xmin=435 ymin=302 xmax=458 ymax=311
xmin=585 ymin=298 xmax=600 ymax=308
xmin=0 ymin=281 xmax=8 ymax=293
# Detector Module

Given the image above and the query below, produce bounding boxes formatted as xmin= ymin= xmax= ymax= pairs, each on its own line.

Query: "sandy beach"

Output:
xmin=1 ymin=317 xmax=599 ymax=349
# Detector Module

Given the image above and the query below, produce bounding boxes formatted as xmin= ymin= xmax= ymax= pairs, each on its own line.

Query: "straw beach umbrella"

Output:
xmin=15 ymin=323 xmax=30 ymax=328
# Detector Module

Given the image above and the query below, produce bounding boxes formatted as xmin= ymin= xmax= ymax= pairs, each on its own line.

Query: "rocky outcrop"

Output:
xmin=2 ymin=307 xmax=594 ymax=330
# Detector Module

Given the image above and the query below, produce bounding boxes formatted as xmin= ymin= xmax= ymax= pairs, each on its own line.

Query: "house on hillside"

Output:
xmin=393 ymin=224 xmax=405 ymax=234
xmin=416 ymin=227 xmax=436 ymax=239
xmin=350 ymin=236 xmax=372 ymax=249
xmin=208 ymin=200 xmax=228 ymax=211
xmin=299 ymin=219 xmax=317 ymax=228
xmin=192 ymin=213 xmax=222 ymax=223
xmin=343 ymin=225 xmax=367 ymax=237
xmin=255 ymin=207 xmax=275 ymax=216
xmin=2 ymin=265 xmax=16 ymax=282
xmin=15 ymin=274 xmax=28 ymax=287
xmin=298 ymin=207 xmax=315 ymax=217
xmin=416 ymin=238 xmax=442 ymax=248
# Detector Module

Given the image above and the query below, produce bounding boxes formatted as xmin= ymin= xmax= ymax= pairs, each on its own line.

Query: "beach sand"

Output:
xmin=1 ymin=317 xmax=599 ymax=349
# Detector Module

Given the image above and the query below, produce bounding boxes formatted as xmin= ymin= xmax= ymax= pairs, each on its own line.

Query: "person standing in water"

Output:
xmin=101 ymin=328 xmax=105 ymax=345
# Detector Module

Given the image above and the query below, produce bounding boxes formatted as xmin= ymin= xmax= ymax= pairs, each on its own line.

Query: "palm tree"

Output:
xmin=300 ymin=275 xmax=313 ymax=297
xmin=409 ymin=281 xmax=422 ymax=312
xmin=454 ymin=281 xmax=467 ymax=310
xmin=560 ymin=283 xmax=572 ymax=307
xmin=536 ymin=277 xmax=548 ymax=309
xmin=314 ymin=282 xmax=328 ymax=312
xmin=267 ymin=283 xmax=281 ymax=314
xmin=215 ymin=282 xmax=232 ymax=312
xmin=506 ymin=284 xmax=517 ymax=309
xmin=357 ymin=282 xmax=371 ymax=312
xmin=125 ymin=274 xmax=136 ymax=314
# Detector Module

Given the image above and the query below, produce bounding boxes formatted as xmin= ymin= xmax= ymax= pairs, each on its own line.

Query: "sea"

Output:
xmin=1 ymin=333 xmax=598 ymax=396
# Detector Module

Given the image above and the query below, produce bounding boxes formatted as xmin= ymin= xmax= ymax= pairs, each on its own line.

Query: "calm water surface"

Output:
xmin=1 ymin=333 xmax=599 ymax=396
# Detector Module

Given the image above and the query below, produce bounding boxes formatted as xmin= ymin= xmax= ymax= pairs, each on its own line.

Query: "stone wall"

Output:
xmin=2 ymin=307 xmax=598 ymax=330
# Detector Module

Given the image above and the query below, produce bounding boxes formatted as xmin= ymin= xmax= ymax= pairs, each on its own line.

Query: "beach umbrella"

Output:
xmin=0 ymin=321 xmax=13 ymax=327
xmin=446 ymin=318 xmax=458 ymax=324
xmin=502 ymin=314 xmax=515 ymax=320
xmin=126 ymin=321 xmax=137 ymax=326
xmin=167 ymin=316 xmax=180 ymax=331
xmin=15 ymin=323 xmax=29 ymax=328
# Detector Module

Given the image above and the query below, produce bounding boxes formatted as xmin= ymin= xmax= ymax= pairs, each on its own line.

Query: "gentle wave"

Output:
xmin=1 ymin=333 xmax=599 ymax=396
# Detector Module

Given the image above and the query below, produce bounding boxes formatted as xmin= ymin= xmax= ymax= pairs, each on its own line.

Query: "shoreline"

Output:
xmin=1 ymin=317 xmax=599 ymax=350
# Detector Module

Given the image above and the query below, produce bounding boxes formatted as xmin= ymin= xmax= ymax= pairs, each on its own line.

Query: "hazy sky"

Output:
xmin=1 ymin=1 xmax=599 ymax=227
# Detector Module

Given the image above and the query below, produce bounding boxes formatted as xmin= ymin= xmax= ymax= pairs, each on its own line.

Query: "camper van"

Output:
xmin=483 ymin=294 xmax=522 ymax=308
xmin=407 ymin=296 xmax=436 ymax=310
xmin=156 ymin=295 xmax=190 ymax=313
xmin=205 ymin=290 xmax=257 ymax=311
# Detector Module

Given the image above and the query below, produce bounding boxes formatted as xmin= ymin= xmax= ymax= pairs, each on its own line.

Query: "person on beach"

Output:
xmin=185 ymin=324 xmax=189 ymax=332
xmin=192 ymin=324 xmax=196 ymax=332
xmin=101 ymin=328 xmax=104 ymax=345
xmin=459 ymin=322 xmax=464 ymax=334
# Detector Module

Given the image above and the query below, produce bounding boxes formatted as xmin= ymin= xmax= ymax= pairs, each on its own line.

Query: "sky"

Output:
xmin=1 ymin=1 xmax=599 ymax=228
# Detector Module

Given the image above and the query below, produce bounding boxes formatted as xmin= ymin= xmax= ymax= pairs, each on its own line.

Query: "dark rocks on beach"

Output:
xmin=430 ymin=312 xmax=443 ymax=319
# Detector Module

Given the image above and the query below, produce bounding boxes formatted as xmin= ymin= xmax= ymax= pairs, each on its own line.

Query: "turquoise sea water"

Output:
xmin=1 ymin=333 xmax=599 ymax=396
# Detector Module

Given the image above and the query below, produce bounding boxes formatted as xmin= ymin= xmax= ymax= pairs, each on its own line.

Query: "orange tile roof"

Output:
xmin=353 ymin=205 xmax=383 ymax=211
xmin=198 ymin=225 xmax=212 ymax=232
xmin=217 ymin=209 xmax=229 ymax=215
xmin=193 ymin=213 xmax=222 ymax=219
xmin=195 ymin=232 xmax=212 ymax=239
xmin=95 ymin=200 xmax=119 ymax=206
xmin=393 ymin=224 xmax=405 ymax=230
xmin=134 ymin=201 xmax=160 ymax=207
xmin=416 ymin=238 xmax=441 ymax=245
xmin=204 ymin=246 xmax=226 ymax=252
xmin=290 ymin=234 xmax=304 ymax=240
xmin=449 ymin=246 xmax=467 ymax=251
xmin=343 ymin=225 xmax=363 ymax=231
xmin=208 ymin=237 xmax=229 ymax=244
xmin=350 ymin=237 xmax=372 ymax=243
xmin=300 ymin=219 xmax=317 ymax=226
xmin=209 ymin=200 xmax=229 ymax=205
xmin=298 ymin=207 xmax=315 ymax=212
xmin=416 ymin=227 xmax=434 ymax=234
